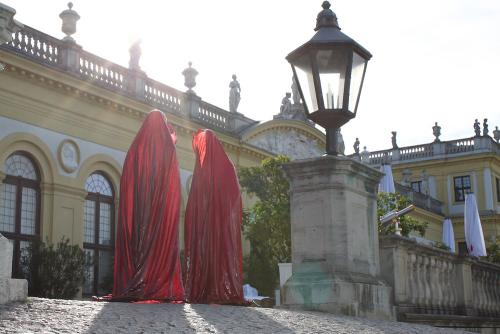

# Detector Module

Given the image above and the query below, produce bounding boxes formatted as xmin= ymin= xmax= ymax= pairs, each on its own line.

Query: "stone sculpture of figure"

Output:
xmin=336 ymin=129 xmax=345 ymax=155
xmin=360 ymin=146 xmax=370 ymax=163
xmin=129 ymin=40 xmax=142 ymax=71
xmin=432 ymin=122 xmax=441 ymax=142
xmin=353 ymin=137 xmax=360 ymax=154
xmin=494 ymin=126 xmax=500 ymax=143
xmin=483 ymin=118 xmax=489 ymax=136
xmin=474 ymin=119 xmax=481 ymax=137
xmin=229 ymin=74 xmax=241 ymax=113
xmin=280 ymin=92 xmax=292 ymax=116
xmin=391 ymin=131 xmax=398 ymax=149
xmin=291 ymin=76 xmax=301 ymax=105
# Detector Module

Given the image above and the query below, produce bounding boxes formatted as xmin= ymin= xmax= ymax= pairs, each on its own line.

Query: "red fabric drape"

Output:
xmin=112 ymin=110 xmax=185 ymax=301
xmin=183 ymin=129 xmax=244 ymax=304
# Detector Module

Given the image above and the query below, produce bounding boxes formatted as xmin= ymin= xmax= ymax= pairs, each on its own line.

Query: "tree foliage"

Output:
xmin=377 ymin=192 xmax=427 ymax=237
xmin=485 ymin=242 xmax=500 ymax=264
xmin=239 ymin=155 xmax=291 ymax=296
xmin=21 ymin=237 xmax=86 ymax=299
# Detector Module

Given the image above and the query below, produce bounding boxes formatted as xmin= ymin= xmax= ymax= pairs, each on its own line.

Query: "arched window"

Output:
xmin=83 ymin=172 xmax=115 ymax=296
xmin=0 ymin=153 xmax=40 ymax=278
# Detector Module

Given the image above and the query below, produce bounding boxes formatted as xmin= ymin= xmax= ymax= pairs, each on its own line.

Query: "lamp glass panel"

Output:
xmin=349 ymin=51 xmax=367 ymax=113
xmin=292 ymin=53 xmax=318 ymax=112
xmin=316 ymin=49 xmax=348 ymax=109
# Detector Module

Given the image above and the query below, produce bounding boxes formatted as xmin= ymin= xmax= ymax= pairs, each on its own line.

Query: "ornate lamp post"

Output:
xmin=280 ymin=2 xmax=393 ymax=319
xmin=287 ymin=1 xmax=371 ymax=155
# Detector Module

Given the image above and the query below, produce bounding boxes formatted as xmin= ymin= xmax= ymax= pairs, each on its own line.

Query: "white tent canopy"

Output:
xmin=379 ymin=164 xmax=396 ymax=193
xmin=442 ymin=218 xmax=456 ymax=253
xmin=464 ymin=193 xmax=487 ymax=257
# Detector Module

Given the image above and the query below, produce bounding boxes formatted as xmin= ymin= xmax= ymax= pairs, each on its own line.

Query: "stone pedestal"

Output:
xmin=0 ymin=234 xmax=28 ymax=304
xmin=281 ymin=156 xmax=394 ymax=320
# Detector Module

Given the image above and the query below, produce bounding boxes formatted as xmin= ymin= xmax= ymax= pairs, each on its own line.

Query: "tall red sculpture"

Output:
xmin=183 ymin=129 xmax=244 ymax=304
xmin=113 ymin=110 xmax=185 ymax=301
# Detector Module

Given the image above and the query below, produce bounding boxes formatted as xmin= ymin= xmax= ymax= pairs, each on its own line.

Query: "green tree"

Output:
xmin=239 ymin=155 xmax=291 ymax=296
xmin=485 ymin=242 xmax=500 ymax=264
xmin=377 ymin=192 xmax=427 ymax=237
xmin=21 ymin=237 xmax=86 ymax=299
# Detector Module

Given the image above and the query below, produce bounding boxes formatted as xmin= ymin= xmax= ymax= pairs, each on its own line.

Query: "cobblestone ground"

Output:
xmin=0 ymin=298 xmax=470 ymax=334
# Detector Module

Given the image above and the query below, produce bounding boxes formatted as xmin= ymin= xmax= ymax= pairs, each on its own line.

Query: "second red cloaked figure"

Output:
xmin=183 ymin=129 xmax=245 ymax=304
xmin=112 ymin=110 xmax=185 ymax=301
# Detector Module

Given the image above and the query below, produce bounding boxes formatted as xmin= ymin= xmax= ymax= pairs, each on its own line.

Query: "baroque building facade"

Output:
xmin=0 ymin=15 xmax=324 ymax=295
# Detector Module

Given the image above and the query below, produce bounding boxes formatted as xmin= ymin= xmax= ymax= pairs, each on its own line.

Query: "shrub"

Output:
xmin=21 ymin=237 xmax=86 ymax=299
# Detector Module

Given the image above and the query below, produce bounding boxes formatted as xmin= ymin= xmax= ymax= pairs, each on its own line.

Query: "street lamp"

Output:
xmin=286 ymin=1 xmax=371 ymax=155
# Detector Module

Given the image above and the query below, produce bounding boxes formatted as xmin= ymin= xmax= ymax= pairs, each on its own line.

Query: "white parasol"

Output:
xmin=379 ymin=164 xmax=396 ymax=193
xmin=441 ymin=218 xmax=456 ymax=253
xmin=464 ymin=193 xmax=487 ymax=257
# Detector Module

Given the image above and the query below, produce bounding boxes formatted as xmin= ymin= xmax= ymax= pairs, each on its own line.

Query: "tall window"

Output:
xmin=0 ymin=153 xmax=40 ymax=278
xmin=454 ymin=175 xmax=471 ymax=202
xmin=83 ymin=173 xmax=114 ymax=296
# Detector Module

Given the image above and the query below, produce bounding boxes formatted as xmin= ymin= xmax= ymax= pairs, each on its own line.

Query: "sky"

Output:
xmin=8 ymin=0 xmax=500 ymax=153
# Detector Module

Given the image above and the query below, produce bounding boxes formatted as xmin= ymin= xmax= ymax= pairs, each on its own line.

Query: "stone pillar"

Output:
xmin=281 ymin=156 xmax=394 ymax=320
xmin=60 ymin=40 xmax=82 ymax=74
xmin=182 ymin=91 xmax=201 ymax=119
xmin=0 ymin=234 xmax=28 ymax=304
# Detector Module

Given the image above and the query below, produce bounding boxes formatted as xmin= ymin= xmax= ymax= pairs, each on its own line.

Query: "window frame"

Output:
xmin=83 ymin=172 xmax=115 ymax=296
xmin=453 ymin=175 xmax=472 ymax=202
xmin=410 ymin=181 xmax=422 ymax=193
xmin=0 ymin=152 xmax=41 ymax=278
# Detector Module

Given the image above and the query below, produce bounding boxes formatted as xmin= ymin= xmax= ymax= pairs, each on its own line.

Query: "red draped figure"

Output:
xmin=184 ymin=129 xmax=244 ymax=304
xmin=113 ymin=110 xmax=185 ymax=301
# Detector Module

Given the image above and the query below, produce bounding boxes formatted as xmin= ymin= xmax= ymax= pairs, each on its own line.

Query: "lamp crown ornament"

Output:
xmin=286 ymin=1 xmax=371 ymax=155
xmin=315 ymin=1 xmax=340 ymax=30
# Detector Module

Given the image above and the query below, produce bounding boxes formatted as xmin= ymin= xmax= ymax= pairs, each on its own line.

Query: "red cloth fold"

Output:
xmin=183 ymin=129 xmax=244 ymax=304
xmin=112 ymin=110 xmax=185 ymax=301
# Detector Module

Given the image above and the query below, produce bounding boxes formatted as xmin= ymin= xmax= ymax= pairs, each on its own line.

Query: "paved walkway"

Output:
xmin=0 ymin=298 xmax=470 ymax=333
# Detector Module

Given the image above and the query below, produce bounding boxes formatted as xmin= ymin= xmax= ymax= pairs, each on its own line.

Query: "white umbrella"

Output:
xmin=442 ymin=218 xmax=456 ymax=253
xmin=379 ymin=164 xmax=396 ymax=193
xmin=464 ymin=193 xmax=487 ymax=257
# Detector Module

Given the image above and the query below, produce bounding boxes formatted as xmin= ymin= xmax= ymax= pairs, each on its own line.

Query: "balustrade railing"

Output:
xmin=399 ymin=143 xmax=433 ymax=160
xmin=471 ymin=261 xmax=500 ymax=317
xmin=395 ymin=183 xmax=443 ymax=214
xmin=445 ymin=137 xmax=475 ymax=154
xmin=2 ymin=25 xmax=61 ymax=66
xmin=0 ymin=24 xmax=258 ymax=135
xmin=144 ymin=79 xmax=182 ymax=114
xmin=79 ymin=51 xmax=127 ymax=91
xmin=368 ymin=150 xmax=392 ymax=165
xmin=195 ymin=101 xmax=232 ymax=131
xmin=380 ymin=235 xmax=500 ymax=319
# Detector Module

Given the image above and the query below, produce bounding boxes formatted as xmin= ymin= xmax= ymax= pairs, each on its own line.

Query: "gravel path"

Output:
xmin=0 ymin=298 xmax=470 ymax=333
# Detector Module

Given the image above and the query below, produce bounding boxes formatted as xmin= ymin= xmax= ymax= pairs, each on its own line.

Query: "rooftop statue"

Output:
xmin=391 ymin=131 xmax=398 ymax=149
xmin=432 ymin=122 xmax=441 ymax=142
xmin=474 ymin=119 xmax=481 ymax=137
xmin=182 ymin=62 xmax=198 ymax=94
xmin=483 ymin=118 xmax=489 ymax=136
xmin=280 ymin=92 xmax=292 ymax=116
xmin=229 ymin=74 xmax=241 ymax=113
xmin=128 ymin=40 xmax=141 ymax=71
xmin=353 ymin=137 xmax=360 ymax=154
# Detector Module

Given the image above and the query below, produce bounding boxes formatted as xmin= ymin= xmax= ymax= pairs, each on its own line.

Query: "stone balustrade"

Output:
xmin=0 ymin=24 xmax=257 ymax=135
xmin=380 ymin=235 xmax=500 ymax=321
xmin=363 ymin=136 xmax=499 ymax=167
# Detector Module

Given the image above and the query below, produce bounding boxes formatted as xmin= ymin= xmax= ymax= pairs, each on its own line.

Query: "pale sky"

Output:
xmin=8 ymin=0 xmax=500 ymax=153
